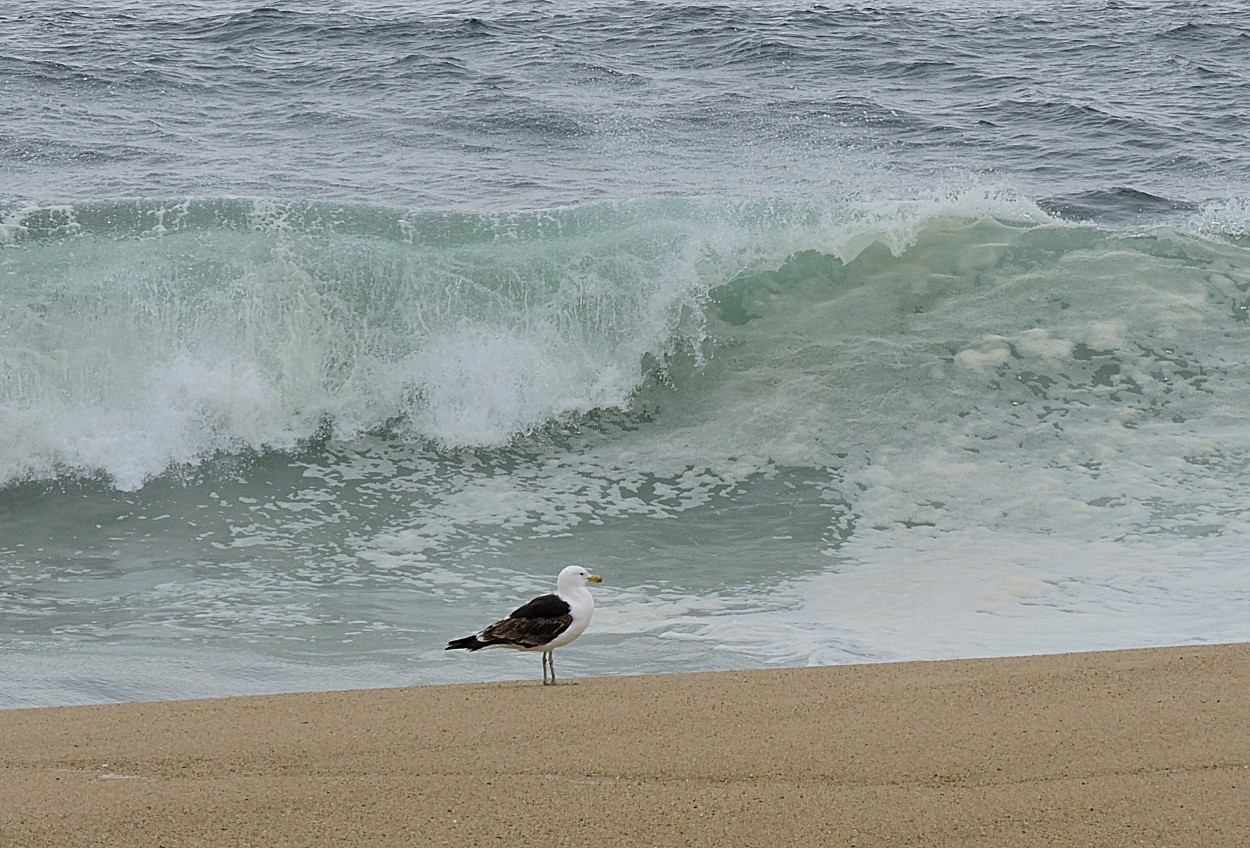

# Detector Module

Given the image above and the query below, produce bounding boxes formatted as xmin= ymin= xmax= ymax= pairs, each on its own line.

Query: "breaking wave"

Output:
xmin=3 ymin=190 xmax=1248 ymax=492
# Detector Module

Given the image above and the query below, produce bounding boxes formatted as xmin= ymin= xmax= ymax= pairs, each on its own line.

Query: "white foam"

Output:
xmin=1195 ymin=195 xmax=1250 ymax=238
xmin=402 ymin=325 xmax=633 ymax=448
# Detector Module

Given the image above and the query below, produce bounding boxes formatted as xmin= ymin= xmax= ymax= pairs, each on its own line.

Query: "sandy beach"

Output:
xmin=2 ymin=643 xmax=1248 ymax=847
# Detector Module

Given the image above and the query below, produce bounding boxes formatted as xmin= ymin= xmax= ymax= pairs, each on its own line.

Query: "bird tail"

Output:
xmin=446 ymin=634 xmax=487 ymax=651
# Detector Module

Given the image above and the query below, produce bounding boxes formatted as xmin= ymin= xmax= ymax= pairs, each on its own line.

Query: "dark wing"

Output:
xmin=479 ymin=593 xmax=572 ymax=649
xmin=445 ymin=593 xmax=572 ymax=651
xmin=507 ymin=593 xmax=571 ymax=620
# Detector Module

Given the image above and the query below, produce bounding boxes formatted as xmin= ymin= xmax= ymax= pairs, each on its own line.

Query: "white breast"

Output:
xmin=543 ymin=585 xmax=594 ymax=650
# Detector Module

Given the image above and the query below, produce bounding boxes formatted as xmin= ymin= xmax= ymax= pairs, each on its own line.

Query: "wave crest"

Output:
xmin=1 ymin=192 xmax=1061 ymax=490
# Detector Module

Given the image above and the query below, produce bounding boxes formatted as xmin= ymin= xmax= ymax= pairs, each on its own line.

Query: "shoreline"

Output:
xmin=3 ymin=643 xmax=1249 ymax=847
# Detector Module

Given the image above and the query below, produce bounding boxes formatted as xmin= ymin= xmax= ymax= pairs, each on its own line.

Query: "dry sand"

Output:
xmin=2 ymin=643 xmax=1248 ymax=847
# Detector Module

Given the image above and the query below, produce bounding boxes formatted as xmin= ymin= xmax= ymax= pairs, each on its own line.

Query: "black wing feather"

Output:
xmin=445 ymin=593 xmax=573 ymax=651
xmin=507 ymin=593 xmax=571 ymax=619
xmin=480 ymin=612 xmax=573 ymax=649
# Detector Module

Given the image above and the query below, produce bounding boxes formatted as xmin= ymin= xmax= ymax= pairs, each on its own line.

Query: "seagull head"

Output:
xmin=557 ymin=565 xmax=602 ymax=592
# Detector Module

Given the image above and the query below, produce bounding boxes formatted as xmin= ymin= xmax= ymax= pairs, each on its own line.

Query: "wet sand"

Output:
xmin=3 ymin=643 xmax=1248 ymax=847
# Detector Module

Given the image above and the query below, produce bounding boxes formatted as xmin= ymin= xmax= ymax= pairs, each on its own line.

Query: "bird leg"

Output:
xmin=542 ymin=651 xmax=554 ymax=685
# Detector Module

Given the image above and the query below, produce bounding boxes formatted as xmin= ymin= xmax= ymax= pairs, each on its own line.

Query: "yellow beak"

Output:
xmin=588 ymin=574 xmax=603 ymax=583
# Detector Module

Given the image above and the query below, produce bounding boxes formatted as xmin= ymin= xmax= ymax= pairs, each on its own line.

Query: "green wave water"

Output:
xmin=5 ymin=191 xmax=1250 ymax=705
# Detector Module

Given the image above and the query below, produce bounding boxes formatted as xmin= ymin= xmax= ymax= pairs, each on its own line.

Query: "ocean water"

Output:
xmin=3 ymin=0 xmax=1250 ymax=707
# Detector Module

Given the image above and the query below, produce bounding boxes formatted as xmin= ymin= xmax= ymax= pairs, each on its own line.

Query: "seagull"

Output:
xmin=445 ymin=565 xmax=602 ymax=685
